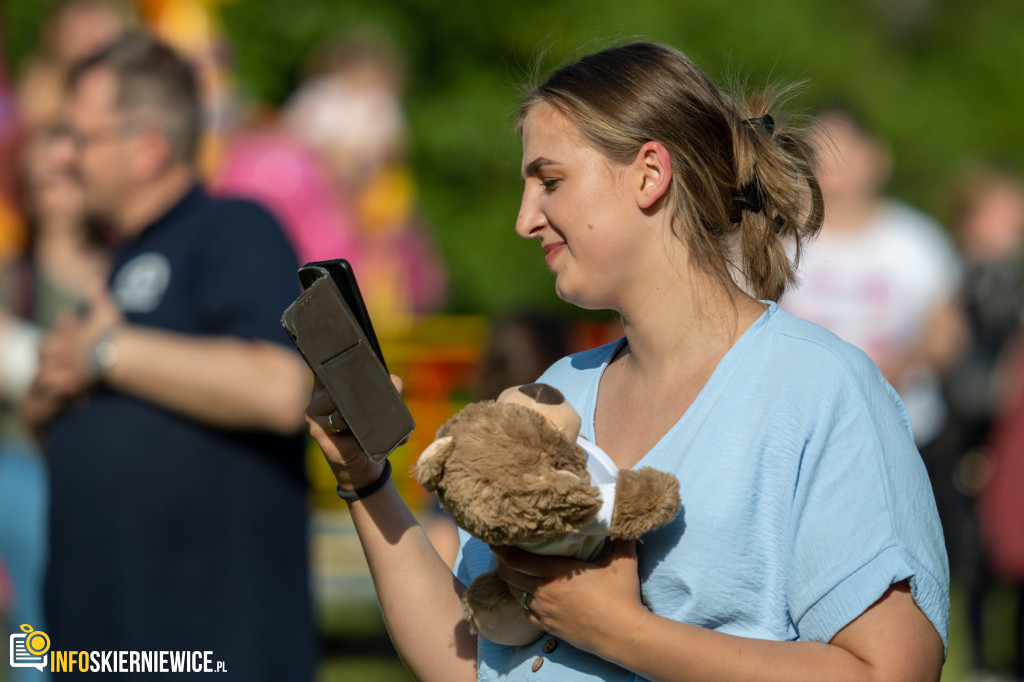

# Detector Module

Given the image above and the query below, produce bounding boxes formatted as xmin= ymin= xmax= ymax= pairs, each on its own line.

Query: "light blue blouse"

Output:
xmin=455 ymin=302 xmax=949 ymax=680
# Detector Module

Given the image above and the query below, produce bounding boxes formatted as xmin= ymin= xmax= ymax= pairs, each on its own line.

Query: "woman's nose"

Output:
xmin=515 ymin=187 xmax=545 ymax=239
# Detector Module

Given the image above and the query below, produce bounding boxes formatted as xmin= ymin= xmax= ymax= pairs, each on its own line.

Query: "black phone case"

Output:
xmin=282 ymin=259 xmax=414 ymax=462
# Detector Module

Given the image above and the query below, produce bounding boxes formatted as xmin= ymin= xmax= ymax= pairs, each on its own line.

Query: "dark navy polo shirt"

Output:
xmin=45 ymin=187 xmax=315 ymax=680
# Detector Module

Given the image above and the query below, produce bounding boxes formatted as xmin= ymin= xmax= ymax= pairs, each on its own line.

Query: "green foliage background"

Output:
xmin=6 ymin=0 xmax=1024 ymax=317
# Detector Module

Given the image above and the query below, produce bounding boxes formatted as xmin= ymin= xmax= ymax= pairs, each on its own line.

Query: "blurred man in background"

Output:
xmin=22 ymin=34 xmax=315 ymax=680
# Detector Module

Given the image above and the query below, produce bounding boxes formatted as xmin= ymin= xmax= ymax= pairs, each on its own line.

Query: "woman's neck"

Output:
xmin=613 ymin=270 xmax=764 ymax=391
xmin=593 ymin=267 xmax=766 ymax=468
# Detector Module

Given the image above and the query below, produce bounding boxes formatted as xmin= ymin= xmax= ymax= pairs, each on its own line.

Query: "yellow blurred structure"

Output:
xmin=305 ymin=314 xmax=490 ymax=511
xmin=136 ymin=0 xmax=237 ymax=178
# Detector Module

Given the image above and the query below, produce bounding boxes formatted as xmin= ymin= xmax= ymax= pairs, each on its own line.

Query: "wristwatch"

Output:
xmin=92 ymin=329 xmax=119 ymax=379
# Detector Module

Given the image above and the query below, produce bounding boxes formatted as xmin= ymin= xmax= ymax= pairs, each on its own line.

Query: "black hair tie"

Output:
xmin=731 ymin=114 xmax=774 ymax=222
xmin=744 ymin=114 xmax=775 ymax=136
xmin=731 ymin=180 xmax=763 ymax=222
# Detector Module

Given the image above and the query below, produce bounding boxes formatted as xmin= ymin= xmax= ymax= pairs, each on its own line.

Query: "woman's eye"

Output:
xmin=540 ymin=179 xmax=560 ymax=193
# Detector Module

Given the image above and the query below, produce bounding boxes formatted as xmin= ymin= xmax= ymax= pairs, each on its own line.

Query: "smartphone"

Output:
xmin=282 ymin=258 xmax=414 ymax=461
xmin=298 ymin=259 xmax=387 ymax=371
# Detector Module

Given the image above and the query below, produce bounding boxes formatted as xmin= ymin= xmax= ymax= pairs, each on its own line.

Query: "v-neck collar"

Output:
xmin=583 ymin=301 xmax=778 ymax=469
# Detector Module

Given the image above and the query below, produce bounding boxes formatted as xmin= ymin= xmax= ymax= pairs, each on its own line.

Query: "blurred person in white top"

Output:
xmin=780 ymin=106 xmax=966 ymax=447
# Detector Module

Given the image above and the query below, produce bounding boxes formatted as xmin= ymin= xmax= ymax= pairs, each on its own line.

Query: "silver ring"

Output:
xmin=327 ymin=412 xmax=343 ymax=434
xmin=520 ymin=591 xmax=529 ymax=611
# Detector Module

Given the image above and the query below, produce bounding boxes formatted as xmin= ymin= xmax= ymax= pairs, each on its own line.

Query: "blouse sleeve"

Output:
xmin=785 ymin=355 xmax=949 ymax=651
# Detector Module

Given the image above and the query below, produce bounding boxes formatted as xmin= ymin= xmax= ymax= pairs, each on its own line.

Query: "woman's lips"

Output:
xmin=543 ymin=242 xmax=566 ymax=267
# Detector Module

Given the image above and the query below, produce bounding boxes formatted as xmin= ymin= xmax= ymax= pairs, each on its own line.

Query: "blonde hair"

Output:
xmin=518 ymin=42 xmax=823 ymax=301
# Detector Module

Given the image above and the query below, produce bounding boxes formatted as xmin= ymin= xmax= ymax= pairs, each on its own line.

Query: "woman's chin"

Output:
xmin=554 ymin=280 xmax=606 ymax=311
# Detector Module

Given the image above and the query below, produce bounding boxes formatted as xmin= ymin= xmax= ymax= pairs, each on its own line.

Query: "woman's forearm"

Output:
xmin=305 ymin=380 xmax=475 ymax=679
xmin=347 ymin=483 xmax=477 ymax=682
xmin=601 ymin=610 xmax=870 ymax=682
xmin=593 ymin=584 xmax=941 ymax=682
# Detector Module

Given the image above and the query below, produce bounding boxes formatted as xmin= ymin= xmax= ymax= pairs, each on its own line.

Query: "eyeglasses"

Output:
xmin=53 ymin=119 xmax=146 ymax=149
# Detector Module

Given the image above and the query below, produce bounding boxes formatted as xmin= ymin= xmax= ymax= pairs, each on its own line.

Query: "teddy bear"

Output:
xmin=416 ymin=382 xmax=681 ymax=646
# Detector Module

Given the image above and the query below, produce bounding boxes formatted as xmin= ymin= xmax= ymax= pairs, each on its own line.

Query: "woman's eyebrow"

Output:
xmin=521 ymin=157 xmax=556 ymax=181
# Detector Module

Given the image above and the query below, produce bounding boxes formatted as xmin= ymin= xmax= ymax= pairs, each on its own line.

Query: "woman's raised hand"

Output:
xmin=305 ymin=375 xmax=404 ymax=492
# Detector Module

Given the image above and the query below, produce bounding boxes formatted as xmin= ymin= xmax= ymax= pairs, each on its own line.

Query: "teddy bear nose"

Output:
xmin=518 ymin=383 xmax=565 ymax=405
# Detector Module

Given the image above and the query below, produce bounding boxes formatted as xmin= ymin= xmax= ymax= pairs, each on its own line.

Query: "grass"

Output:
xmin=317 ymin=655 xmax=412 ymax=682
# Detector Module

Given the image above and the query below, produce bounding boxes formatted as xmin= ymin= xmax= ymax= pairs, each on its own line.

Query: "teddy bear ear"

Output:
xmin=415 ymin=436 xmax=454 ymax=490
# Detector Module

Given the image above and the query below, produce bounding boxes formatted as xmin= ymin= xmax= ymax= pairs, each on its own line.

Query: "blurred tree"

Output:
xmin=4 ymin=0 xmax=1023 ymax=316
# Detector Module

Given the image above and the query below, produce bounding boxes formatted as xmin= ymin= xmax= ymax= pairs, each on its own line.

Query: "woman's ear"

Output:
xmin=635 ymin=141 xmax=672 ymax=210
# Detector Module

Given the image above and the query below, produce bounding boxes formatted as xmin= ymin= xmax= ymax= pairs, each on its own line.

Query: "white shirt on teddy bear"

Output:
xmin=517 ymin=436 xmax=618 ymax=561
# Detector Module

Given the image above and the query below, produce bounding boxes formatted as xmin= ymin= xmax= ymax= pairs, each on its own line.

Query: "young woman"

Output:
xmin=306 ymin=41 xmax=948 ymax=681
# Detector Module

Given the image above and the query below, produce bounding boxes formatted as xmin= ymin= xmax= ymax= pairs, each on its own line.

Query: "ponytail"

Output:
xmin=729 ymin=86 xmax=824 ymax=300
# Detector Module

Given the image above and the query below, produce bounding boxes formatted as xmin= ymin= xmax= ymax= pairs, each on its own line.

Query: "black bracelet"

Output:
xmin=336 ymin=459 xmax=392 ymax=501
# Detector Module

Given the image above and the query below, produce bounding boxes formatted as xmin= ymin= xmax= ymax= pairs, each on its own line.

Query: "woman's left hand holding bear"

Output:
xmin=492 ymin=540 xmax=649 ymax=656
